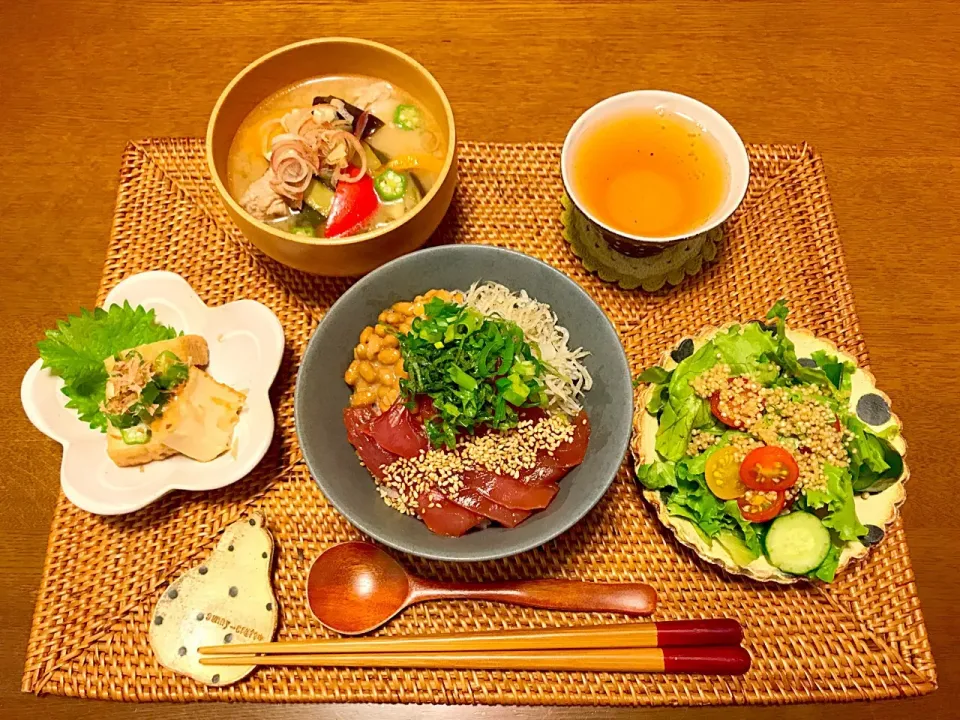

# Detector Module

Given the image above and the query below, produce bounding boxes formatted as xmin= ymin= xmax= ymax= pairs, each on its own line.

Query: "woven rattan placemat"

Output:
xmin=22 ymin=139 xmax=936 ymax=705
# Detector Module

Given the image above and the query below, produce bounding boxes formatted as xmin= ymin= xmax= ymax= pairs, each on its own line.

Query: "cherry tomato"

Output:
xmin=705 ymin=446 xmax=748 ymax=500
xmin=709 ymin=378 xmax=763 ymax=430
xmin=737 ymin=490 xmax=786 ymax=523
xmin=739 ymin=446 xmax=800 ymax=491
xmin=709 ymin=391 xmax=739 ymax=428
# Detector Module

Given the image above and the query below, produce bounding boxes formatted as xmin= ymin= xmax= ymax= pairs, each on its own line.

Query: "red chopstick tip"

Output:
xmin=661 ymin=646 xmax=751 ymax=675
xmin=655 ymin=618 xmax=743 ymax=647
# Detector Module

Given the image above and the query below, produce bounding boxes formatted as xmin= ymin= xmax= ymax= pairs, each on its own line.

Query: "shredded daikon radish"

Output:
xmin=463 ymin=281 xmax=592 ymax=416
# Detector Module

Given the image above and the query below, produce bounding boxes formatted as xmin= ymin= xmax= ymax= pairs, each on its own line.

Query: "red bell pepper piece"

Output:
xmin=324 ymin=166 xmax=378 ymax=238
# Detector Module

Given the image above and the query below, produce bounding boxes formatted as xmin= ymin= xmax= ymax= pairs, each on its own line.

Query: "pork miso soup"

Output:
xmin=227 ymin=75 xmax=447 ymax=239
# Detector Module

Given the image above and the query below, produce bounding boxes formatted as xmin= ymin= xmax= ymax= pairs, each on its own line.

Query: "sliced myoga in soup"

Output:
xmin=227 ymin=75 xmax=446 ymax=239
xmin=341 ymin=283 xmax=593 ymax=537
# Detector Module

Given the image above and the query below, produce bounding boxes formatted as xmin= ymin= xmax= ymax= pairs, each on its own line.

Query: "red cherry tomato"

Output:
xmin=709 ymin=391 xmax=737 ymax=428
xmin=737 ymin=490 xmax=786 ymax=523
xmin=739 ymin=446 xmax=800 ymax=491
xmin=324 ymin=166 xmax=378 ymax=238
xmin=709 ymin=377 xmax=765 ymax=430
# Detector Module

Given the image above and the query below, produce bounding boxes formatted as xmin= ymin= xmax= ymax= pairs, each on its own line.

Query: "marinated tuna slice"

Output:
xmin=417 ymin=491 xmax=484 ymax=537
xmin=519 ymin=465 xmax=570 ymax=486
xmin=539 ymin=410 xmax=591 ymax=468
xmin=343 ymin=407 xmax=399 ymax=479
xmin=369 ymin=402 xmax=428 ymax=458
xmin=449 ymin=488 xmax=531 ymax=528
xmin=517 ymin=406 xmax=550 ymax=423
xmin=461 ymin=468 xmax=558 ymax=510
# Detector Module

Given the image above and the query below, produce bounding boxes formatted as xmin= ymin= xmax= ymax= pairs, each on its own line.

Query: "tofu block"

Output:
xmin=153 ymin=367 xmax=247 ymax=462
xmin=105 ymin=335 xmax=211 ymax=467
xmin=106 ymin=428 xmax=179 ymax=467
xmin=104 ymin=335 xmax=209 ymax=374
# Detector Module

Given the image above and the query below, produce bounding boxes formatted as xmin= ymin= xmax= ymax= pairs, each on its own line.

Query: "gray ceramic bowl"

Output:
xmin=294 ymin=245 xmax=632 ymax=561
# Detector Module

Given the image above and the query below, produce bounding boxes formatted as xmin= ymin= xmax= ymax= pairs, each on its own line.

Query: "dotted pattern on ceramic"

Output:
xmin=149 ymin=513 xmax=278 ymax=685
xmin=560 ymin=194 xmax=721 ymax=291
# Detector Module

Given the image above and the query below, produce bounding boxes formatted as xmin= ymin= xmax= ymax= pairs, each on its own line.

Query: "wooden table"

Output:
xmin=2 ymin=0 xmax=957 ymax=717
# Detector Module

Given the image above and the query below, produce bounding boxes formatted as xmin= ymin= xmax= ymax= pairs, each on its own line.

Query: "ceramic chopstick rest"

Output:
xmin=149 ymin=513 xmax=278 ymax=686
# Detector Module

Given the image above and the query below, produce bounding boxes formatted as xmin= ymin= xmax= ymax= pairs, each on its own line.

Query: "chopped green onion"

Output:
xmin=397 ymin=298 xmax=549 ymax=448
xmin=153 ymin=351 xmax=189 ymax=390
xmin=106 ymin=350 xmax=189 ymax=431
xmin=140 ymin=382 xmax=161 ymax=406
xmin=449 ymin=365 xmax=478 ymax=391
xmin=105 ymin=411 xmax=139 ymax=430
xmin=442 ymin=402 xmax=460 ymax=417
xmin=153 ymin=350 xmax=178 ymax=375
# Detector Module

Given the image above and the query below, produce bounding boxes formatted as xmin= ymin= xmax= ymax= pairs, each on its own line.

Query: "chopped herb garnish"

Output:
xmin=36 ymin=302 xmax=180 ymax=431
xmin=398 ymin=297 xmax=549 ymax=448
xmin=104 ymin=349 xmax=190 ymax=438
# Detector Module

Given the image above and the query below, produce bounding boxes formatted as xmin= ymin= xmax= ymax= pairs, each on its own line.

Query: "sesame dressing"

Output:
xmin=690 ymin=363 xmax=852 ymax=494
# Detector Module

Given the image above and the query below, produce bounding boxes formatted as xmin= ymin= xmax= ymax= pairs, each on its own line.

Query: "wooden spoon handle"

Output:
xmin=409 ymin=578 xmax=657 ymax=615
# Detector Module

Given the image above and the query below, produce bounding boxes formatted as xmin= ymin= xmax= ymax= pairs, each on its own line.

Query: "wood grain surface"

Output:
xmin=2 ymin=0 xmax=958 ymax=717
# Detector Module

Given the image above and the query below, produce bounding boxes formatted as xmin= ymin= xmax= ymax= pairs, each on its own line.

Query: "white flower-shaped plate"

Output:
xmin=20 ymin=271 xmax=285 ymax=515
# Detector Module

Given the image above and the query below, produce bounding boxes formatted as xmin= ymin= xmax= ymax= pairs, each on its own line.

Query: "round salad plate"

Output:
xmin=20 ymin=272 xmax=285 ymax=515
xmin=631 ymin=323 xmax=909 ymax=584
xmin=295 ymin=245 xmax=633 ymax=562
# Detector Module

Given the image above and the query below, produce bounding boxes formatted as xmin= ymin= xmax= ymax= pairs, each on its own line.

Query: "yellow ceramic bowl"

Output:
xmin=206 ymin=38 xmax=457 ymax=276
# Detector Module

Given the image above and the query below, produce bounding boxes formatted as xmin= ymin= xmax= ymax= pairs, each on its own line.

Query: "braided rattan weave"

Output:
xmin=21 ymin=139 xmax=935 ymax=705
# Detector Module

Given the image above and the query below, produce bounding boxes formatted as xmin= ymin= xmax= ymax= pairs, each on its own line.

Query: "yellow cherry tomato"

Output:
xmin=705 ymin=446 xmax=748 ymax=500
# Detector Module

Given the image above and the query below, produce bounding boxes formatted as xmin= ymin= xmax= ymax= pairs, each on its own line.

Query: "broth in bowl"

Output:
xmin=227 ymin=75 xmax=447 ymax=239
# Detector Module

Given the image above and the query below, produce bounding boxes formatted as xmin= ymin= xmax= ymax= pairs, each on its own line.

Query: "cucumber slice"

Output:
xmin=764 ymin=512 xmax=831 ymax=575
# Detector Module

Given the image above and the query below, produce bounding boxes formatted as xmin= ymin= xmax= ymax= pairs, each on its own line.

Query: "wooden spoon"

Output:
xmin=307 ymin=542 xmax=657 ymax=635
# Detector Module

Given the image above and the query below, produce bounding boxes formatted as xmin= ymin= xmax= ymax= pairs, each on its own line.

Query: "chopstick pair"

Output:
xmin=199 ymin=619 xmax=750 ymax=675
